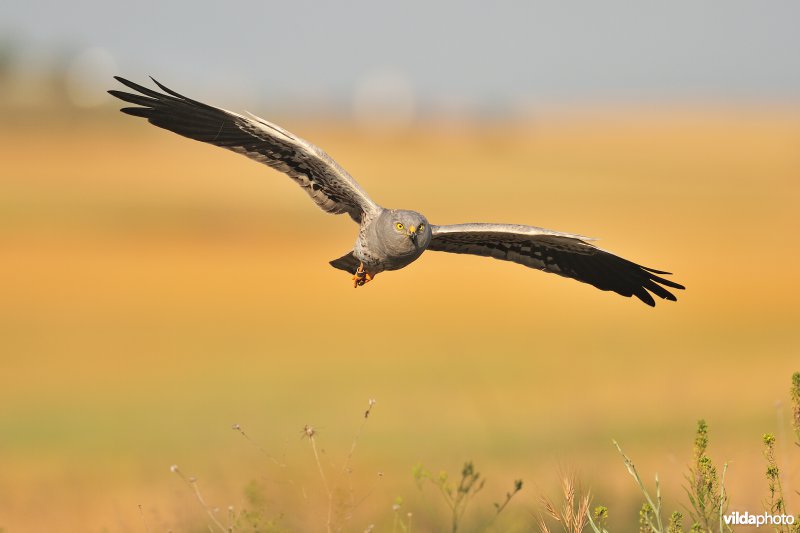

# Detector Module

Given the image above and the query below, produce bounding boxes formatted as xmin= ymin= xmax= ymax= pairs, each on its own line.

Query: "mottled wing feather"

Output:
xmin=109 ymin=76 xmax=378 ymax=222
xmin=429 ymin=223 xmax=684 ymax=306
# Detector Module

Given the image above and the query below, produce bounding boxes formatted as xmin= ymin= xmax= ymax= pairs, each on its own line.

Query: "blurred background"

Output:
xmin=1 ymin=1 xmax=799 ymax=531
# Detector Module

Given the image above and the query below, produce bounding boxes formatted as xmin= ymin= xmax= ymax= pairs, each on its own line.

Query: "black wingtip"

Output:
xmin=149 ymin=76 xmax=165 ymax=90
xmin=112 ymin=75 xmax=137 ymax=88
xmin=119 ymin=107 xmax=151 ymax=117
xmin=150 ymin=76 xmax=179 ymax=97
xmin=637 ymin=290 xmax=656 ymax=307
xmin=114 ymin=74 xmax=145 ymax=83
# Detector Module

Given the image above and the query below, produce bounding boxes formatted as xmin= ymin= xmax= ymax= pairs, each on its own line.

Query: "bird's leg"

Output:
xmin=352 ymin=263 xmax=373 ymax=288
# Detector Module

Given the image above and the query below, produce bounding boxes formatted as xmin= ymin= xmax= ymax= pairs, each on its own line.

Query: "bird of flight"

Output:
xmin=109 ymin=77 xmax=684 ymax=306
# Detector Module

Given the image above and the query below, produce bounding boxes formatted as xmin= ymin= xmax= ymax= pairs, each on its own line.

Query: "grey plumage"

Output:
xmin=109 ymin=77 xmax=685 ymax=306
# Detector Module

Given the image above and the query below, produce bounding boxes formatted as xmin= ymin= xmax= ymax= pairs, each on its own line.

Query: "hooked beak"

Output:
xmin=408 ymin=225 xmax=418 ymax=243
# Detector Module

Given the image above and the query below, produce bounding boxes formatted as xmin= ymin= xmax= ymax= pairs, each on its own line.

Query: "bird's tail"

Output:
xmin=329 ymin=251 xmax=360 ymax=275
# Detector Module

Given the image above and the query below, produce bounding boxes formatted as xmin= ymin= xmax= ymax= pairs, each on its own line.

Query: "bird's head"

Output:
xmin=379 ymin=209 xmax=432 ymax=255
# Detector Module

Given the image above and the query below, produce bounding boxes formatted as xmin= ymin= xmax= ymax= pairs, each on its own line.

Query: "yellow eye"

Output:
xmin=395 ymin=222 xmax=405 ymax=230
xmin=418 ymin=223 xmax=425 ymax=232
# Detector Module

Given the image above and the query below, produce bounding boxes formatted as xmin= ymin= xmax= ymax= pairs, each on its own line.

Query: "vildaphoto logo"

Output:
xmin=723 ymin=511 xmax=796 ymax=527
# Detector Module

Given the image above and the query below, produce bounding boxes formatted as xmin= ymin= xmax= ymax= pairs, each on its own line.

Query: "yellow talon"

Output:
xmin=352 ymin=263 xmax=373 ymax=288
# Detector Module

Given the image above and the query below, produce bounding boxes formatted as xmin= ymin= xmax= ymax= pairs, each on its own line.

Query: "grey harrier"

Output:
xmin=109 ymin=77 xmax=684 ymax=306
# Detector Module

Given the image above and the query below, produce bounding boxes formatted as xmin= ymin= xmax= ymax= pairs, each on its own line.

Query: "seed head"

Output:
xmin=365 ymin=398 xmax=377 ymax=418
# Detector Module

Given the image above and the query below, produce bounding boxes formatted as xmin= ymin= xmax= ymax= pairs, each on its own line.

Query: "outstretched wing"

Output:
xmin=109 ymin=76 xmax=379 ymax=222
xmin=429 ymin=223 xmax=684 ymax=306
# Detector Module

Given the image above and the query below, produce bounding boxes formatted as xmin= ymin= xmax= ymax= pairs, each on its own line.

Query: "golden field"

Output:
xmin=1 ymin=107 xmax=799 ymax=531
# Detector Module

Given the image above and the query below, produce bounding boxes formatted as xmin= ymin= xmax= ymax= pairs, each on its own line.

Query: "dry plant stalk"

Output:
xmin=304 ymin=398 xmax=377 ymax=533
xmin=538 ymin=474 xmax=591 ymax=533
xmin=170 ymin=464 xmax=230 ymax=533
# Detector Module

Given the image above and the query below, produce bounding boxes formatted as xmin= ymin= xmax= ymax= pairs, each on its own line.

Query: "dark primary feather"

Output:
xmin=108 ymin=76 xmax=376 ymax=222
xmin=429 ymin=224 xmax=684 ymax=306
